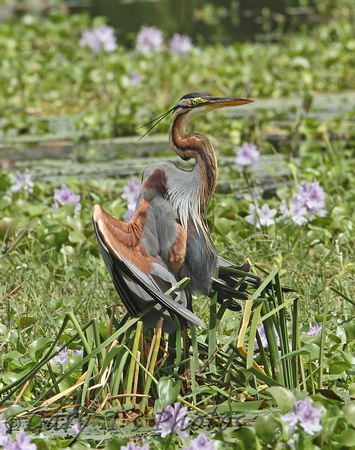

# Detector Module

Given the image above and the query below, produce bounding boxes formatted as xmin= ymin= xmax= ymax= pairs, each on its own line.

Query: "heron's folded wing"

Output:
xmin=214 ymin=255 xmax=294 ymax=302
xmin=93 ymin=204 xmax=206 ymax=331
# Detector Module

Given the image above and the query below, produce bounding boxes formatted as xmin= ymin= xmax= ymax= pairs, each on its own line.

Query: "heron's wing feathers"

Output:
xmin=217 ymin=256 xmax=295 ymax=293
xmin=213 ymin=256 xmax=294 ymax=310
xmin=211 ymin=256 xmax=252 ymax=308
xmin=92 ymin=204 xmax=206 ymax=332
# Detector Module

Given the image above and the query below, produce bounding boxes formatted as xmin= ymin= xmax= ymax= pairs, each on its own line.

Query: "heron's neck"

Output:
xmin=169 ymin=113 xmax=218 ymax=215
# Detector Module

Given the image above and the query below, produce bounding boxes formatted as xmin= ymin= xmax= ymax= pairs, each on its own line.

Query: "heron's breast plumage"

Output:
xmin=141 ymin=161 xmax=217 ymax=295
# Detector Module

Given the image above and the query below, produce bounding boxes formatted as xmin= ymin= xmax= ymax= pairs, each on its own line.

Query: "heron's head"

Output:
xmin=174 ymin=93 xmax=253 ymax=120
xmin=138 ymin=93 xmax=253 ymax=140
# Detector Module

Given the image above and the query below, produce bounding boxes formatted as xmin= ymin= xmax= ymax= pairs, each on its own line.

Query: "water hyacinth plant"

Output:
xmin=245 ymin=202 xmax=277 ymax=229
xmin=279 ymin=199 xmax=308 ymax=226
xmin=154 ymin=402 xmax=190 ymax=439
xmin=121 ymin=176 xmax=141 ymax=222
xmin=0 ymin=415 xmax=8 ymax=446
xmin=280 ymin=179 xmax=326 ymax=225
xmin=242 ymin=177 xmax=327 ymax=230
xmin=129 ymin=70 xmax=142 ymax=86
xmin=183 ymin=433 xmax=215 ymax=450
xmin=51 ymin=184 xmax=82 ymax=214
xmin=169 ymin=33 xmax=193 ymax=55
xmin=307 ymin=323 xmax=322 ymax=336
xmin=10 ymin=169 xmax=34 ymax=193
xmin=281 ymin=397 xmax=323 ymax=448
xmin=255 ymin=324 xmax=280 ymax=348
xmin=71 ymin=422 xmax=81 ymax=437
xmin=121 ymin=441 xmax=149 ymax=450
xmin=79 ymin=24 xmax=117 ymax=53
xmin=135 ymin=25 xmax=164 ymax=54
xmin=235 ymin=142 xmax=260 ymax=167
xmin=53 ymin=345 xmax=69 ymax=365
xmin=1 ymin=428 xmax=37 ymax=450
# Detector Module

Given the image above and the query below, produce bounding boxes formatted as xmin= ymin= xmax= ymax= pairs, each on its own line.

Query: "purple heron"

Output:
xmin=93 ymin=93 xmax=254 ymax=333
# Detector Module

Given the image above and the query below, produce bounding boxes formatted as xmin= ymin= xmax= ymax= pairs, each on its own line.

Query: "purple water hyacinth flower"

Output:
xmin=169 ymin=33 xmax=193 ymax=55
xmin=0 ymin=414 xmax=8 ymax=446
xmin=36 ymin=373 xmax=47 ymax=384
xmin=183 ymin=433 xmax=215 ymax=450
xmin=121 ymin=441 xmax=149 ymax=450
xmin=245 ymin=202 xmax=277 ymax=229
xmin=258 ymin=204 xmax=277 ymax=227
xmin=51 ymin=184 xmax=81 ymax=214
xmin=155 ymin=402 xmax=190 ymax=439
xmin=279 ymin=198 xmax=308 ymax=226
xmin=11 ymin=169 xmax=34 ymax=193
xmin=71 ymin=422 xmax=81 ymax=436
xmin=281 ymin=398 xmax=322 ymax=436
xmin=235 ymin=142 xmax=260 ymax=166
xmin=5 ymin=430 xmax=37 ymax=450
xmin=121 ymin=176 xmax=141 ymax=204
xmin=136 ymin=25 xmax=164 ymax=54
xmin=79 ymin=24 xmax=117 ymax=53
xmin=254 ymin=323 xmax=280 ymax=348
xmin=307 ymin=323 xmax=322 ymax=336
xmin=3 ymin=436 xmax=13 ymax=449
xmin=123 ymin=204 xmax=136 ymax=223
xmin=122 ymin=176 xmax=141 ymax=222
xmin=287 ymin=433 xmax=299 ymax=450
xmin=72 ymin=349 xmax=83 ymax=356
xmin=295 ymin=179 xmax=326 ymax=219
xmin=54 ymin=346 xmax=69 ymax=365
xmin=123 ymin=208 xmax=134 ymax=223
xmin=129 ymin=70 xmax=141 ymax=86
xmin=296 ymin=399 xmax=323 ymax=435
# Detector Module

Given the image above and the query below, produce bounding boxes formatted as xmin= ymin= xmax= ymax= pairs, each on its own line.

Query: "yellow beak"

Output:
xmin=202 ymin=96 xmax=254 ymax=110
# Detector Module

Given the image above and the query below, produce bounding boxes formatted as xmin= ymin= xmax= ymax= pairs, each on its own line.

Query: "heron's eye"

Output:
xmin=191 ymin=99 xmax=198 ymax=106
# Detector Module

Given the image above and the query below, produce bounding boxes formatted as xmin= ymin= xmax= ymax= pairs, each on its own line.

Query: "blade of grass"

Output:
xmin=125 ymin=321 xmax=143 ymax=403
xmin=173 ymin=315 xmax=182 ymax=369
xmin=246 ymin=367 xmax=284 ymax=387
xmin=0 ymin=314 xmax=73 ymax=405
xmin=93 ymin=317 xmax=105 ymax=366
xmin=208 ymin=290 xmax=218 ymax=374
xmin=291 ymin=297 xmax=300 ymax=389
xmin=261 ymin=301 xmax=283 ymax=385
xmin=123 ymin=345 xmax=159 ymax=385
xmin=189 ymin=325 xmax=198 ymax=405
xmin=81 ymin=357 xmax=97 ymax=408
xmin=140 ymin=318 xmax=163 ymax=413
xmin=34 ymin=307 xmax=153 ymax=406
xmin=309 ymin=353 xmax=315 ymax=395
xmin=318 ymin=288 xmax=330 ymax=390
xmin=132 ymin=350 xmax=141 ymax=404
xmin=329 ymin=286 xmax=355 ymax=307
xmin=0 ymin=229 xmax=28 ymax=260
xmin=236 ymin=268 xmax=280 ymax=350
xmin=246 ymin=303 xmax=263 ymax=370
xmin=274 ymin=272 xmax=292 ymax=388
xmin=111 ymin=348 xmax=130 ymax=397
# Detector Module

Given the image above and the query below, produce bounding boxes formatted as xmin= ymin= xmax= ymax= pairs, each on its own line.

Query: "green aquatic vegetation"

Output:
xmin=0 ymin=7 xmax=354 ymax=448
xmin=0 ymin=11 xmax=354 ymax=140
xmin=0 ymin=131 xmax=354 ymax=448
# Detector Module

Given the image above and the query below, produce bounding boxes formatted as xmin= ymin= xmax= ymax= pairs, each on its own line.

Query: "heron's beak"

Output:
xmin=202 ymin=97 xmax=254 ymax=110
